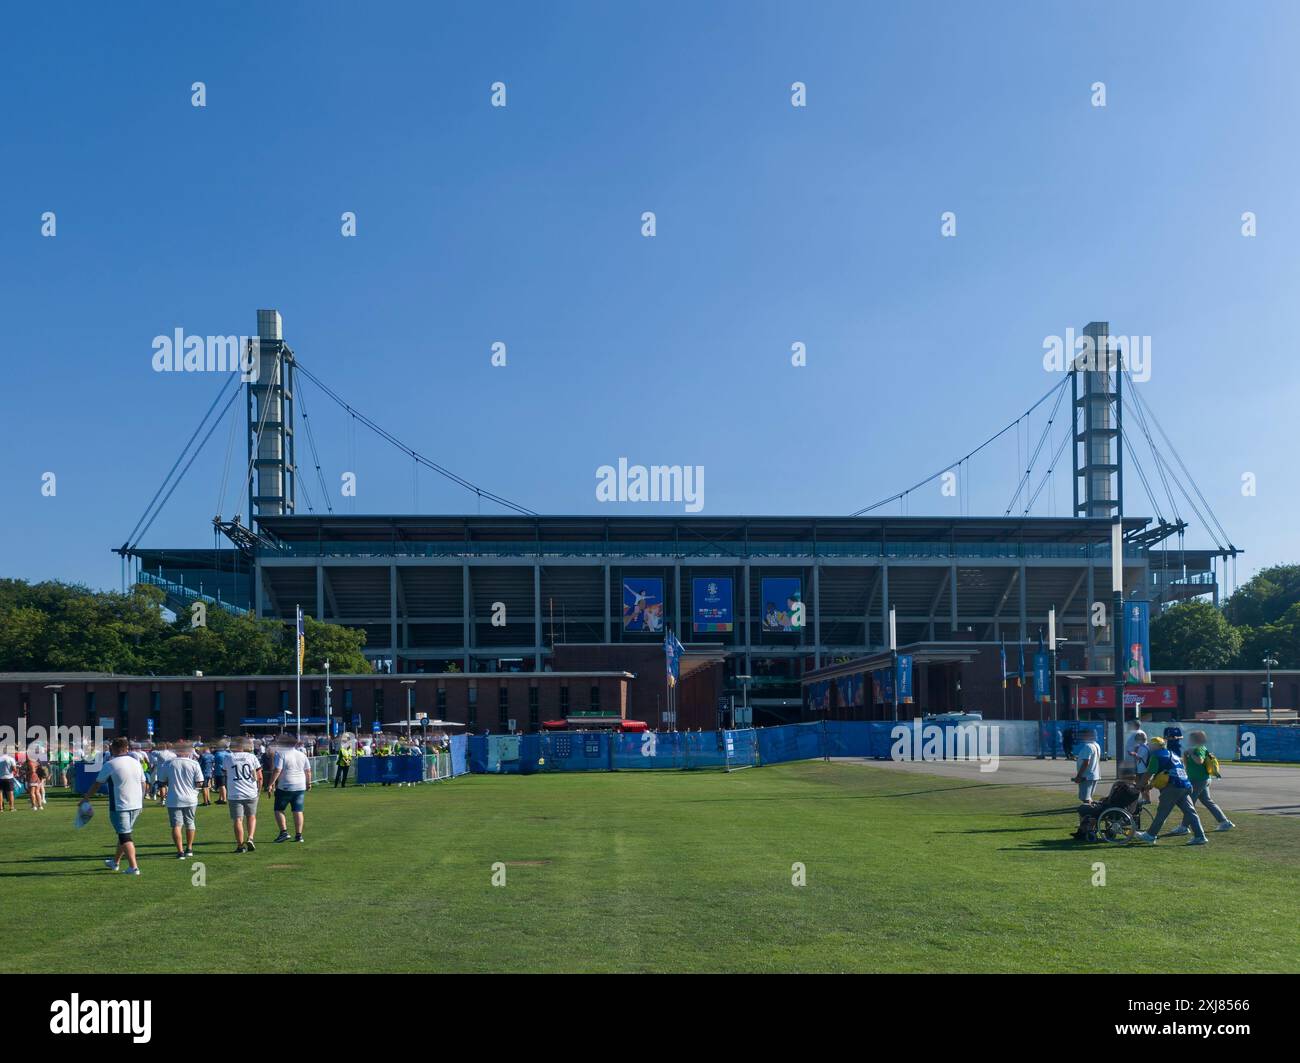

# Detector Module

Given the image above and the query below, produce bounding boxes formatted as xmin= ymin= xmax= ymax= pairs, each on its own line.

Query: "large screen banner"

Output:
xmin=692 ymin=577 xmax=734 ymax=633
xmin=761 ymin=577 xmax=804 ymax=632
xmin=622 ymin=577 xmax=665 ymax=632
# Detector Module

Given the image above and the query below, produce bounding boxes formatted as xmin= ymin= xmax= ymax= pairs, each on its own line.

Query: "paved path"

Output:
xmin=835 ymin=756 xmax=1300 ymax=817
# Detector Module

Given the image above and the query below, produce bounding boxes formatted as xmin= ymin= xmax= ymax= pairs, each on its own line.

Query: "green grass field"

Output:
xmin=3 ymin=762 xmax=1298 ymax=973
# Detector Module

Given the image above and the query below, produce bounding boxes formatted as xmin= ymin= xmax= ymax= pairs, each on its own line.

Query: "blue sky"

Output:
xmin=1 ymin=1 xmax=1295 ymax=592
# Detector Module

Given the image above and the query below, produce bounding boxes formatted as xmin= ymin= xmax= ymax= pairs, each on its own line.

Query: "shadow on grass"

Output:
xmin=999 ymin=839 xmax=1129 ymax=853
xmin=679 ymin=783 xmax=1015 ymax=803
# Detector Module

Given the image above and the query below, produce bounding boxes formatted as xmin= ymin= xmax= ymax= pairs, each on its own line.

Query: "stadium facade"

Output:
xmin=121 ymin=310 xmax=1230 ymax=725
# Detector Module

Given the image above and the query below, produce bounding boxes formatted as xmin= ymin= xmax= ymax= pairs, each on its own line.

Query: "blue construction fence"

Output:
xmin=468 ymin=720 xmax=1019 ymax=774
xmin=1237 ymin=724 xmax=1300 ymax=762
xmin=70 ymin=735 xmax=471 ymax=793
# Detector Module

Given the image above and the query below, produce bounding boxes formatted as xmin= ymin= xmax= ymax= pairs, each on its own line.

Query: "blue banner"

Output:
xmin=354 ymin=755 xmax=423 ymax=785
xmin=896 ymin=655 xmax=913 ymax=703
xmin=807 ymin=679 xmax=831 ymax=713
xmin=692 ymin=577 xmax=733 ymax=633
xmin=1123 ymin=601 xmax=1152 ymax=684
xmin=623 ymin=577 xmax=665 ymax=632
xmin=1238 ymin=724 xmax=1300 ymax=763
xmin=761 ymin=577 xmax=803 ymax=632
xmin=1034 ymin=652 xmax=1050 ymax=702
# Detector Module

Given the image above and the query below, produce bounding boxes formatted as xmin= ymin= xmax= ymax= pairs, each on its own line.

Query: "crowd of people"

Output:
xmin=80 ymin=734 xmax=317 ymax=873
xmin=0 ymin=729 xmax=457 ymax=874
xmin=1070 ymin=723 xmax=1237 ymax=846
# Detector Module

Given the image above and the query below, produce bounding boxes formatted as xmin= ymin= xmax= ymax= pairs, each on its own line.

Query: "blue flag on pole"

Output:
xmin=664 ymin=628 xmax=684 ymax=688
xmin=1017 ymin=640 xmax=1025 ymax=688
xmin=1000 ymin=639 xmax=1008 ymax=689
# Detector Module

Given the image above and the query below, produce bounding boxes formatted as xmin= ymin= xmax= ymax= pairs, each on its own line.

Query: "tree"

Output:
xmin=1150 ymin=601 xmax=1242 ymax=670
xmin=1233 ymin=602 xmax=1300 ymax=670
xmin=0 ymin=578 xmax=372 ymax=676
xmin=1224 ymin=564 xmax=1300 ymax=628
xmin=300 ymin=615 xmax=369 ymax=674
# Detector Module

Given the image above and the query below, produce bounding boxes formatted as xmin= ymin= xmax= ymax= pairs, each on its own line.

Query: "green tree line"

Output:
xmin=0 ymin=579 xmax=370 ymax=675
xmin=1151 ymin=564 xmax=1300 ymax=670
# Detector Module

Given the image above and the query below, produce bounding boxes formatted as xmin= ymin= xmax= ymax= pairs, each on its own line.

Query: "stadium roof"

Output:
xmin=254 ymin=513 xmax=1153 ymax=545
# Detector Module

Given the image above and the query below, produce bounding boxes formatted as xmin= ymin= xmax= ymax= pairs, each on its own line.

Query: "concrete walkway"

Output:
xmin=836 ymin=755 xmax=1300 ymax=817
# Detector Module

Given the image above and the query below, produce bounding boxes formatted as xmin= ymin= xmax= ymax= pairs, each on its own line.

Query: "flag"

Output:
xmin=999 ymin=639 xmax=1007 ymax=689
xmin=1017 ymin=640 xmax=1025 ymax=688
xmin=664 ymin=628 xmax=684 ymax=688
xmin=296 ymin=605 xmax=305 ymax=676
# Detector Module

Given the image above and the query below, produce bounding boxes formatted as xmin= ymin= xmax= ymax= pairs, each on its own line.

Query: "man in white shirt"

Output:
xmin=83 ymin=737 xmax=146 ymax=875
xmin=1071 ymin=727 xmax=1101 ymax=802
xmin=225 ymin=737 xmax=263 ymax=853
xmin=0 ymin=745 xmax=17 ymax=812
xmin=269 ymin=734 xmax=313 ymax=844
xmin=161 ymin=743 xmax=205 ymax=859
xmin=154 ymin=742 xmax=177 ymax=804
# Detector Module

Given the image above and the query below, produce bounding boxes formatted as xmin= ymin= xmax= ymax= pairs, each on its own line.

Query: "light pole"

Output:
xmin=1064 ymin=675 xmax=1087 ymax=723
xmin=889 ymin=606 xmax=899 ymax=723
xmin=1111 ymin=519 xmax=1127 ymax=774
xmin=401 ymin=680 xmax=416 ymax=740
xmin=1263 ymin=653 xmax=1278 ymax=724
xmin=736 ymin=675 xmax=752 ymax=727
xmin=44 ymin=684 xmax=64 ymax=764
xmin=323 ymin=660 xmax=332 ymax=743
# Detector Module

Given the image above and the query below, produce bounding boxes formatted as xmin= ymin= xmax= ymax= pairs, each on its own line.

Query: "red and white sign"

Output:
xmin=1075 ymin=684 xmax=1178 ymax=709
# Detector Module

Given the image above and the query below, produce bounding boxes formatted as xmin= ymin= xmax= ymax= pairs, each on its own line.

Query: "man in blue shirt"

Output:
xmin=1134 ymin=736 xmax=1207 ymax=845
xmin=198 ymin=745 xmax=216 ymax=806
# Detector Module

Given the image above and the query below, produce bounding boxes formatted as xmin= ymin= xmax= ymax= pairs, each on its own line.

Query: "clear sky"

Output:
xmin=1 ymin=1 xmax=1295 ymax=593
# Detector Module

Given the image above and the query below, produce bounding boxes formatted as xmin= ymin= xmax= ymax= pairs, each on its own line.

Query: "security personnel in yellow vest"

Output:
xmin=333 ymin=744 xmax=353 ymax=788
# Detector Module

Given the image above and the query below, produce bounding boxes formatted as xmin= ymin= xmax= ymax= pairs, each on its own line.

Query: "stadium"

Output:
xmin=5 ymin=5 xmax=1300 ymax=1011
xmin=62 ymin=309 xmax=1276 ymax=741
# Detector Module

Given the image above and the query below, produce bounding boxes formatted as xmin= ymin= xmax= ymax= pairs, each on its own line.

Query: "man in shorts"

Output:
xmin=161 ymin=742 xmax=205 ymax=859
xmin=0 ymin=745 xmax=17 ymax=812
xmin=82 ymin=736 xmax=146 ymax=875
xmin=225 ymin=737 xmax=263 ymax=853
xmin=198 ymin=744 xmax=215 ymax=806
xmin=269 ymin=734 xmax=312 ymax=843
xmin=1070 ymin=727 xmax=1101 ymax=803
xmin=154 ymin=741 xmax=176 ymax=805
xmin=212 ymin=741 xmax=229 ymax=804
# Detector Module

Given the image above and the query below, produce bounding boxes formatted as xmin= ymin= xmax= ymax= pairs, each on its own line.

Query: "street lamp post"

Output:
xmin=889 ymin=606 xmax=899 ymax=724
xmin=1262 ymin=653 xmax=1278 ymax=724
xmin=401 ymin=680 xmax=416 ymax=740
xmin=735 ymin=675 xmax=752 ymax=727
xmin=323 ymin=660 xmax=332 ymax=742
xmin=44 ymin=684 xmax=64 ymax=765
xmin=1111 ymin=519 xmax=1127 ymax=774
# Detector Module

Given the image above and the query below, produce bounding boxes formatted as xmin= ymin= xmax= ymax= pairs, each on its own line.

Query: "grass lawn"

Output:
xmin=3 ymin=762 xmax=1297 ymax=973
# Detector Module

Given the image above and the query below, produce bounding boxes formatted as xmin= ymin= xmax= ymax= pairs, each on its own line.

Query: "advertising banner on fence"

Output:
xmin=1123 ymin=601 xmax=1152 ymax=683
xmin=692 ymin=577 xmax=733 ymax=633
xmin=623 ymin=577 xmax=664 ymax=632
xmin=835 ymin=672 xmax=864 ymax=710
xmin=1075 ymin=684 xmax=1178 ymax=709
xmin=761 ymin=577 xmax=803 ymax=632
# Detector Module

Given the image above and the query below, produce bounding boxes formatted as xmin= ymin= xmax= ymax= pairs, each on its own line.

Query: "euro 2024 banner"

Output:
xmin=692 ymin=577 xmax=733 ymax=633
xmin=1123 ymin=601 xmax=1152 ymax=684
